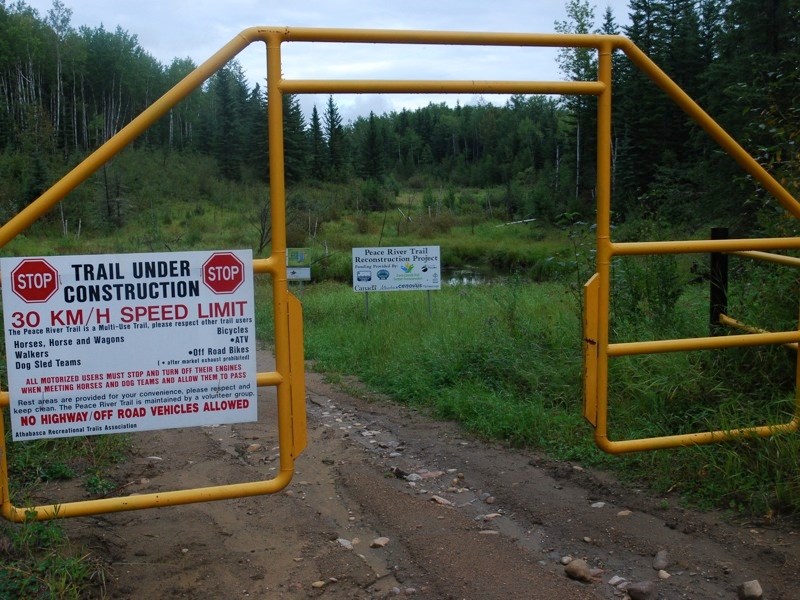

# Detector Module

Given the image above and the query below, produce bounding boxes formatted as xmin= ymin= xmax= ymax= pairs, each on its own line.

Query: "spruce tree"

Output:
xmin=323 ymin=95 xmax=346 ymax=181
xmin=309 ymin=105 xmax=326 ymax=180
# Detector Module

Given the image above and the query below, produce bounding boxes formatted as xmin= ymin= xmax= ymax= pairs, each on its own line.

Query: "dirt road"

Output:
xmin=49 ymin=350 xmax=798 ymax=599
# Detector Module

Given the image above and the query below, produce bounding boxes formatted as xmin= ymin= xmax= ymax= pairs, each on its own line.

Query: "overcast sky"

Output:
xmin=23 ymin=0 xmax=632 ymax=122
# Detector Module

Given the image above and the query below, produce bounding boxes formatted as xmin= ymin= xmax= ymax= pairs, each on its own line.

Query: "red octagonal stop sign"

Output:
xmin=202 ymin=252 xmax=245 ymax=294
xmin=11 ymin=258 xmax=59 ymax=303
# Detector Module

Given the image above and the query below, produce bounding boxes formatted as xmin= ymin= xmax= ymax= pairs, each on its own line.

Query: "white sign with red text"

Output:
xmin=1 ymin=250 xmax=257 ymax=441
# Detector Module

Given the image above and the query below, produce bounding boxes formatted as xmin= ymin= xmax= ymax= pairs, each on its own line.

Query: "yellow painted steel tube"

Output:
xmin=582 ymin=274 xmax=600 ymax=427
xmin=1 ymin=360 xmax=289 ymax=521
xmin=253 ymin=256 xmax=280 ymax=274
xmin=0 ymin=28 xmax=305 ymax=522
xmin=281 ymin=79 xmax=605 ymax=95
xmin=0 ymin=409 xmax=10 ymax=514
xmin=719 ymin=314 xmax=798 ymax=350
xmin=588 ymin=34 xmax=800 ymax=453
xmin=596 ymin=419 xmax=800 ymax=455
xmin=594 ymin=266 xmax=800 ymax=456
xmin=731 ymin=250 xmax=800 ymax=268
xmin=594 ymin=44 xmax=614 ymax=451
xmin=609 ymin=330 xmax=800 ymax=357
xmin=257 ymin=372 xmax=284 ymax=386
xmin=265 ymin=31 xmax=297 ymax=479
xmin=2 ymin=471 xmax=295 ymax=522
xmin=613 ymin=237 xmax=800 ymax=256
xmin=276 ymin=26 xmax=627 ymax=49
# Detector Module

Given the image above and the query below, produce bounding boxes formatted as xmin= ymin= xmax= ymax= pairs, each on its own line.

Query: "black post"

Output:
xmin=710 ymin=227 xmax=729 ymax=335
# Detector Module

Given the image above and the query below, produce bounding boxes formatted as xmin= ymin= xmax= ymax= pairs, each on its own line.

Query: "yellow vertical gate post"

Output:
xmin=593 ymin=42 xmax=613 ymax=450
xmin=266 ymin=30 xmax=308 ymax=467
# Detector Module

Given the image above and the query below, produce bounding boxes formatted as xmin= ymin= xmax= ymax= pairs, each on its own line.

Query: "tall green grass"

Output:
xmin=0 ymin=511 xmax=105 ymax=599
xmin=268 ymin=279 xmax=800 ymax=519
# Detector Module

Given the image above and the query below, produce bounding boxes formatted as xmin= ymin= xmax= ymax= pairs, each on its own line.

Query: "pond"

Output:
xmin=443 ymin=267 xmax=490 ymax=286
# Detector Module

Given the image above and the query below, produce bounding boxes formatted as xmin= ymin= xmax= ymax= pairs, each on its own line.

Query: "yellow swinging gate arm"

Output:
xmin=0 ymin=28 xmax=314 ymax=522
xmin=1 ymin=28 xmax=798 ymax=521
xmin=582 ymin=37 xmax=800 ymax=453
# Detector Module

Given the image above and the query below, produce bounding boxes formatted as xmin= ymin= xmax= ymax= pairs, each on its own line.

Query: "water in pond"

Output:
xmin=443 ymin=268 xmax=489 ymax=286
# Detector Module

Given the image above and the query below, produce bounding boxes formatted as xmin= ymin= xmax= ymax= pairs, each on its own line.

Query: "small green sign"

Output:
xmin=287 ymin=248 xmax=309 ymax=267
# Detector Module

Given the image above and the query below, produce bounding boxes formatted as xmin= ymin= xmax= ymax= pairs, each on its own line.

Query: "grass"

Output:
xmin=0 ymin=417 xmax=127 ymax=597
xmin=0 ymin=510 xmax=105 ymax=599
xmin=289 ymin=281 xmax=593 ymax=458
xmin=5 ymin=434 xmax=128 ymax=499
xmin=271 ymin=276 xmax=800 ymax=520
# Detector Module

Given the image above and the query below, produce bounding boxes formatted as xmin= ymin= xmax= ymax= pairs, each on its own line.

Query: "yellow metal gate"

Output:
xmin=2 ymin=27 xmax=798 ymax=521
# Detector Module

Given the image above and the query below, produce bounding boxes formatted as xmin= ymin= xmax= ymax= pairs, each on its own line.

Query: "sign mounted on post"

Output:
xmin=287 ymin=247 xmax=311 ymax=282
xmin=1 ymin=250 xmax=258 ymax=441
xmin=287 ymin=267 xmax=311 ymax=281
xmin=352 ymin=246 xmax=441 ymax=292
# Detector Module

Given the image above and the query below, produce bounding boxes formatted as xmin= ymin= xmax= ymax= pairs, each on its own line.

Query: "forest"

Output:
xmin=0 ymin=0 xmax=798 ymax=237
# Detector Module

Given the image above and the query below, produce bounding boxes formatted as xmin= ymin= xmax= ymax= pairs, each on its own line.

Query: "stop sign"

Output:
xmin=202 ymin=252 xmax=245 ymax=294
xmin=11 ymin=259 xmax=59 ymax=303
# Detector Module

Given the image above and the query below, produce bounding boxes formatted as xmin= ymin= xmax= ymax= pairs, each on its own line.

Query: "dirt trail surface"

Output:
xmin=44 ymin=350 xmax=798 ymax=599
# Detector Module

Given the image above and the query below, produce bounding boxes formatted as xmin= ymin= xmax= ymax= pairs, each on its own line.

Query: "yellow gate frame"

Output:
xmin=2 ymin=28 xmax=798 ymax=521
xmin=580 ymin=36 xmax=800 ymax=453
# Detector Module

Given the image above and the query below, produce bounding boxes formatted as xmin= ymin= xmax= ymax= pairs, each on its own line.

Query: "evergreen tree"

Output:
xmin=209 ymin=67 xmax=241 ymax=180
xmin=597 ymin=5 xmax=626 ymax=200
xmin=712 ymin=0 xmax=800 ymax=221
xmin=44 ymin=0 xmax=73 ymax=154
xmin=615 ymin=0 xmax=684 ymax=216
xmin=282 ymin=93 xmax=307 ymax=184
xmin=323 ymin=95 xmax=346 ymax=181
xmin=165 ymin=57 xmax=201 ymax=151
xmin=242 ymin=83 xmax=267 ymax=180
xmin=309 ymin=105 xmax=326 ymax=180
xmin=357 ymin=111 xmax=384 ymax=181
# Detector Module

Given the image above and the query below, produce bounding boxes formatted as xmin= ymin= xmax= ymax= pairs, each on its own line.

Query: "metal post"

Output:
xmin=710 ymin=227 xmax=729 ymax=335
xmin=593 ymin=42 xmax=613 ymax=451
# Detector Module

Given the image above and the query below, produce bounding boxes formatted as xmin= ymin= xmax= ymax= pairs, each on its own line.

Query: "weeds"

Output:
xmin=4 ymin=430 xmax=128 ymax=500
xmin=283 ymin=277 xmax=800 ymax=519
xmin=84 ymin=471 xmax=117 ymax=497
xmin=0 ymin=411 xmax=127 ymax=597
xmin=0 ymin=511 xmax=106 ymax=599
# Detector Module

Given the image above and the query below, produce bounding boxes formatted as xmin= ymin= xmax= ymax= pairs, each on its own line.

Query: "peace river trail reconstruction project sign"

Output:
xmin=352 ymin=245 xmax=440 ymax=292
xmin=2 ymin=250 xmax=257 ymax=441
